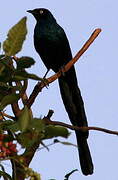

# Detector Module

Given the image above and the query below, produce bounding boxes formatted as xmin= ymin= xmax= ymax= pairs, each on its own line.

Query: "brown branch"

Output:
xmin=44 ymin=118 xmax=118 ymax=136
xmin=47 ymin=28 xmax=101 ymax=83
xmin=16 ymin=80 xmax=28 ymax=105
xmin=13 ymin=56 xmax=29 ymax=104
xmin=13 ymin=56 xmax=29 ymax=105
xmin=1 ymin=112 xmax=15 ymax=120
xmin=27 ymin=28 xmax=101 ymax=108
xmin=10 ymin=93 xmax=21 ymax=118
xmin=13 ymin=56 xmax=19 ymax=61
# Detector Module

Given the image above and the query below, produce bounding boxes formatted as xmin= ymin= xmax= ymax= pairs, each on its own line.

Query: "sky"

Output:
xmin=0 ymin=0 xmax=118 ymax=180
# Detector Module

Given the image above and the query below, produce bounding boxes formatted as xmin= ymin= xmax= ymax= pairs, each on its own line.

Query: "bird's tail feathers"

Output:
xmin=58 ymin=69 xmax=94 ymax=175
xmin=76 ymin=132 xmax=93 ymax=175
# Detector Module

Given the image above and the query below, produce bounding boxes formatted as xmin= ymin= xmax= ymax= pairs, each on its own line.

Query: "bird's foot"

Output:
xmin=42 ymin=69 xmax=50 ymax=88
xmin=42 ymin=78 xmax=49 ymax=89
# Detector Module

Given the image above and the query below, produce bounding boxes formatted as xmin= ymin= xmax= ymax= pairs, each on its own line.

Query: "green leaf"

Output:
xmin=0 ymin=120 xmax=15 ymax=131
xmin=0 ymin=82 xmax=21 ymax=92
xmin=8 ymin=122 xmax=20 ymax=132
xmin=0 ymin=56 xmax=14 ymax=82
xmin=12 ymin=75 xmax=27 ymax=81
xmin=0 ymin=56 xmax=14 ymax=71
xmin=0 ymin=82 xmax=11 ymax=89
xmin=3 ymin=17 xmax=27 ymax=56
xmin=18 ymin=106 xmax=32 ymax=132
xmin=17 ymin=118 xmax=46 ymax=147
xmin=14 ymin=70 xmax=43 ymax=81
xmin=2 ymin=135 xmax=14 ymax=143
xmin=44 ymin=125 xmax=70 ymax=139
xmin=25 ymin=73 xmax=43 ymax=81
xmin=59 ymin=141 xmax=77 ymax=147
xmin=17 ymin=130 xmax=39 ymax=148
xmin=0 ymin=93 xmax=20 ymax=110
xmin=17 ymin=56 xmax=35 ymax=70
xmin=30 ymin=118 xmax=45 ymax=132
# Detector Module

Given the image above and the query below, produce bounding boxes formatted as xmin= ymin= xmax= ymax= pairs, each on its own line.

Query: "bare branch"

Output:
xmin=0 ymin=112 xmax=15 ymax=120
xmin=44 ymin=118 xmax=118 ymax=136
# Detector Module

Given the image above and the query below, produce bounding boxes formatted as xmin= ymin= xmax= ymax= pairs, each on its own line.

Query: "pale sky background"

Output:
xmin=1 ymin=0 xmax=118 ymax=180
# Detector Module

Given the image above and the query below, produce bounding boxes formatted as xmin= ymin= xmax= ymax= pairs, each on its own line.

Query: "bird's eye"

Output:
xmin=39 ymin=10 xmax=44 ymax=14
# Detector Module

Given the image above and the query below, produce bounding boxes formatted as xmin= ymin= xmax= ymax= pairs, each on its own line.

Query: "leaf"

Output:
xmin=30 ymin=118 xmax=45 ymax=132
xmin=25 ymin=73 xmax=43 ymax=81
xmin=14 ymin=70 xmax=43 ymax=81
xmin=44 ymin=125 xmax=70 ymax=139
xmin=0 ymin=82 xmax=21 ymax=92
xmin=0 ymin=56 xmax=14 ymax=82
xmin=3 ymin=17 xmax=27 ymax=56
xmin=0 ymin=93 xmax=20 ymax=110
xmin=17 ymin=56 xmax=35 ymax=70
xmin=64 ymin=169 xmax=78 ymax=180
xmin=17 ymin=130 xmax=39 ymax=148
xmin=16 ymin=118 xmax=46 ymax=147
xmin=0 ymin=56 xmax=14 ymax=71
xmin=12 ymin=75 xmax=27 ymax=81
xmin=18 ymin=106 xmax=32 ymax=132
xmin=8 ymin=122 xmax=20 ymax=132
xmin=0 ymin=120 xmax=15 ymax=131
xmin=59 ymin=141 xmax=77 ymax=147
xmin=0 ymin=82 xmax=12 ymax=89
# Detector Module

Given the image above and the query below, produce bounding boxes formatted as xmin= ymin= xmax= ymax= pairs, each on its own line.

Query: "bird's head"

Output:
xmin=27 ymin=8 xmax=56 ymax=22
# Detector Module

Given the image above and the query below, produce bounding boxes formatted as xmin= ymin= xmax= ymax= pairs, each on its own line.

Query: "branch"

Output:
xmin=13 ymin=56 xmax=29 ymax=105
xmin=48 ymin=28 xmax=101 ymax=83
xmin=44 ymin=118 xmax=118 ymax=136
xmin=15 ymin=80 xmax=28 ymax=104
xmin=27 ymin=28 xmax=101 ymax=108
xmin=0 ymin=112 xmax=15 ymax=120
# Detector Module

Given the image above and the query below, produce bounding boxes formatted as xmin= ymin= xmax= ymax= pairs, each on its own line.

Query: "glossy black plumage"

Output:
xmin=27 ymin=8 xmax=93 ymax=175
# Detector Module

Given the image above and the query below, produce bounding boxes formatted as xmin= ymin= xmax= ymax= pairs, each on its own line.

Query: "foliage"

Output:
xmin=0 ymin=17 xmax=72 ymax=180
xmin=3 ymin=17 xmax=27 ymax=56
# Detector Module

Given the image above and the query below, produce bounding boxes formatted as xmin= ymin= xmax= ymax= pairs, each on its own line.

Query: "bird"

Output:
xmin=27 ymin=8 xmax=93 ymax=175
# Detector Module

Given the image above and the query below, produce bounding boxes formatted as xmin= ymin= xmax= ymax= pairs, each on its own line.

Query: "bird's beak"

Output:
xmin=27 ymin=10 xmax=33 ymax=14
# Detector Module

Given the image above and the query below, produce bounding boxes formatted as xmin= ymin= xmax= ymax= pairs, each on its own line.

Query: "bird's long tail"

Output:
xmin=58 ymin=66 xmax=93 ymax=175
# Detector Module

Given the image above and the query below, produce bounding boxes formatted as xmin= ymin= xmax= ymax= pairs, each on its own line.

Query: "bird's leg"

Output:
xmin=42 ymin=69 xmax=50 ymax=88
xmin=43 ymin=69 xmax=50 ymax=79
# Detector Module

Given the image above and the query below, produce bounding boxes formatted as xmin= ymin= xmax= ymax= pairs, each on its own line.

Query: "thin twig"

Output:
xmin=44 ymin=119 xmax=118 ymax=136
xmin=13 ymin=56 xmax=29 ymax=105
xmin=9 ymin=81 xmax=21 ymax=118
xmin=27 ymin=28 xmax=101 ymax=108
xmin=1 ymin=112 xmax=15 ymax=120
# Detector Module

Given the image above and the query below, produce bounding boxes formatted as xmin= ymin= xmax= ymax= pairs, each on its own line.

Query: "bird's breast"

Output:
xmin=34 ymin=22 xmax=72 ymax=72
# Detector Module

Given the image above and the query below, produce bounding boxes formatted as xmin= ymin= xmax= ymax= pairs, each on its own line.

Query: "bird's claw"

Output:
xmin=42 ymin=78 xmax=49 ymax=89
